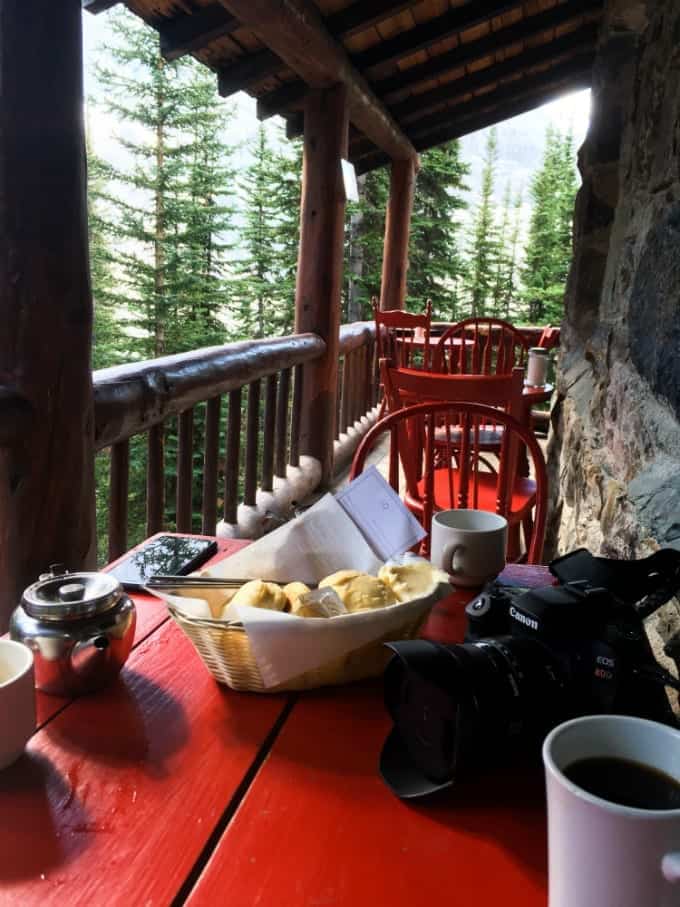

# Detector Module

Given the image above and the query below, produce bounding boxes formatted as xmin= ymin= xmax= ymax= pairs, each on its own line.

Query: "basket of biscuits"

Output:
xmin=150 ymin=559 xmax=450 ymax=692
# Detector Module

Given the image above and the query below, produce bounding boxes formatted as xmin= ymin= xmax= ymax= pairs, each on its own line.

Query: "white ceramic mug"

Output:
xmin=430 ymin=509 xmax=507 ymax=587
xmin=0 ymin=639 xmax=35 ymax=770
xmin=543 ymin=715 xmax=680 ymax=907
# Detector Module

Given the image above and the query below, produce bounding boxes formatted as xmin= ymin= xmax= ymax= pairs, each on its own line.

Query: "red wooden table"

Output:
xmin=0 ymin=540 xmax=551 ymax=907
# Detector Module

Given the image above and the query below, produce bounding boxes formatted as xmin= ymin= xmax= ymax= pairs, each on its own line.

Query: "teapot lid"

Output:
xmin=22 ymin=565 xmax=124 ymax=621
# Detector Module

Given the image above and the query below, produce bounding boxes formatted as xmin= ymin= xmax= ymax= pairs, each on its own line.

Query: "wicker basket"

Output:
xmin=168 ymin=604 xmax=431 ymax=693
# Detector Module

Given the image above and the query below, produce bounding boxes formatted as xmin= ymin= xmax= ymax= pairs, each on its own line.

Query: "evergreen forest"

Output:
xmin=89 ymin=10 xmax=581 ymax=558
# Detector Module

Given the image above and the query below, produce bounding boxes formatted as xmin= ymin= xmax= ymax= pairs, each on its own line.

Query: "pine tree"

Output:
xmin=234 ymin=126 xmax=281 ymax=339
xmin=522 ymin=126 xmax=578 ymax=323
xmin=171 ymin=60 xmax=235 ymax=352
xmin=270 ymin=137 xmax=303 ymax=334
xmin=407 ymin=140 xmax=469 ymax=319
xmin=92 ymin=11 xmax=192 ymax=359
xmin=346 ymin=168 xmax=389 ymax=318
xmin=464 ymin=128 xmax=499 ymax=317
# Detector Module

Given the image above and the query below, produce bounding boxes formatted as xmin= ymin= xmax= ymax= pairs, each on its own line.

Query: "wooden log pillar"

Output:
xmin=379 ymin=157 xmax=417 ymax=311
xmin=0 ymin=0 xmax=96 ymax=630
xmin=294 ymin=84 xmax=349 ymax=484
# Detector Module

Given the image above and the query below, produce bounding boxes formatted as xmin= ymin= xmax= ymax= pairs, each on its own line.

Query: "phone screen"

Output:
xmin=108 ymin=535 xmax=218 ymax=590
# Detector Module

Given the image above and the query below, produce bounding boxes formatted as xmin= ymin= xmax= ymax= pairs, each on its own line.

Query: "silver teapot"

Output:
xmin=10 ymin=565 xmax=136 ymax=696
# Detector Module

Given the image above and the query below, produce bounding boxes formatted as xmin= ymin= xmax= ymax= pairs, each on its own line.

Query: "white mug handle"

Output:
xmin=442 ymin=542 xmax=466 ymax=576
xmin=662 ymin=853 xmax=680 ymax=883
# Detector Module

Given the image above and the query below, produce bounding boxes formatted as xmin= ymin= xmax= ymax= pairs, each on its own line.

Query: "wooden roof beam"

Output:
xmin=354 ymin=68 xmax=593 ymax=174
xmin=375 ymin=0 xmax=601 ymax=100
xmin=391 ymin=22 xmax=598 ymax=124
xmin=159 ymin=4 xmax=239 ymax=62
xmin=216 ymin=0 xmax=417 ymax=162
xmin=355 ymin=0 xmax=521 ymax=75
xmin=325 ymin=0 xmax=415 ymax=41
xmin=258 ymin=0 xmax=601 ymax=124
xmin=406 ymin=52 xmax=595 ymax=143
xmin=82 ymin=0 xmax=120 ymax=12
xmin=218 ymin=49 xmax=281 ymax=98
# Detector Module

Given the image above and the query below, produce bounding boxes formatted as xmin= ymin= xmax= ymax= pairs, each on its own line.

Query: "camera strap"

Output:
xmin=550 ymin=547 xmax=680 ymax=617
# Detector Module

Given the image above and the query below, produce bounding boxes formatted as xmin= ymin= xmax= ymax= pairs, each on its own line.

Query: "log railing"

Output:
xmin=94 ymin=324 xmax=378 ymax=562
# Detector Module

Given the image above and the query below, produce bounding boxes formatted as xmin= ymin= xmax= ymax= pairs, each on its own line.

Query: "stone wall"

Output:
xmin=547 ymin=0 xmax=680 ymax=560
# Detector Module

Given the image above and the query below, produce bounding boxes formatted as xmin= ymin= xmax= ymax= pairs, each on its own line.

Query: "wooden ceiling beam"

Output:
xmin=355 ymin=0 xmax=521 ymax=75
xmin=218 ymin=49 xmax=281 ymax=98
xmin=82 ymin=0 xmax=120 ymax=13
xmin=159 ymin=4 xmax=239 ymax=62
xmin=375 ymin=0 xmax=601 ymax=100
xmin=325 ymin=0 xmax=415 ymax=40
xmin=391 ymin=22 xmax=598 ymax=124
xmin=354 ymin=66 xmax=593 ymax=174
xmin=405 ymin=52 xmax=595 ymax=144
xmin=253 ymin=1 xmax=416 ymax=118
xmin=216 ymin=0 xmax=417 ymax=162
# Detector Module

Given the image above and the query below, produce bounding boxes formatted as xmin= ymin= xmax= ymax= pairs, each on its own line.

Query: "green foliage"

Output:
xmin=464 ymin=128 xmax=500 ymax=317
xmin=407 ymin=141 xmax=469 ymax=320
xmin=344 ymin=168 xmax=389 ymax=320
xmin=521 ymin=125 xmax=578 ymax=323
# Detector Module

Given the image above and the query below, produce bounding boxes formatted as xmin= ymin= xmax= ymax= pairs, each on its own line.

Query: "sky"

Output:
xmin=82 ymin=9 xmax=592 ymax=220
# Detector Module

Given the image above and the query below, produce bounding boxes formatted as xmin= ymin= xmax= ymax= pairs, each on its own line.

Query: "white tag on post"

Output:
xmin=335 ymin=466 xmax=426 ymax=561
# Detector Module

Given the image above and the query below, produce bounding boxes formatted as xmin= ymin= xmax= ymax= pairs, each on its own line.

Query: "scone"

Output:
xmin=318 ymin=569 xmax=397 ymax=612
xmin=283 ymin=582 xmax=312 ymax=615
xmin=378 ymin=562 xmax=448 ymax=603
xmin=229 ymin=580 xmax=287 ymax=612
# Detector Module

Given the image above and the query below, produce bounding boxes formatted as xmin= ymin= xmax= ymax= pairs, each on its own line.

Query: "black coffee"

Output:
xmin=563 ymin=757 xmax=680 ymax=810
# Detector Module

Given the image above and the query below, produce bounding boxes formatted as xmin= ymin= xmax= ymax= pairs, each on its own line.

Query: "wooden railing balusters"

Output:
xmin=289 ymin=364 xmax=303 ymax=468
xmin=244 ymin=380 xmax=261 ymax=507
xmin=94 ymin=324 xmax=378 ymax=555
xmin=274 ymin=367 xmax=291 ymax=479
xmin=224 ymin=387 xmax=242 ymax=525
xmin=202 ymin=396 xmax=221 ymax=534
xmin=146 ymin=424 xmax=164 ymax=536
xmin=108 ymin=439 xmax=129 ymax=562
xmin=176 ymin=409 xmax=194 ymax=532
xmin=261 ymin=374 xmax=277 ymax=493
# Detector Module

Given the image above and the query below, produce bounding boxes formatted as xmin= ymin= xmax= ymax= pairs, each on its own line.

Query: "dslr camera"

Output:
xmin=381 ymin=548 xmax=680 ymax=799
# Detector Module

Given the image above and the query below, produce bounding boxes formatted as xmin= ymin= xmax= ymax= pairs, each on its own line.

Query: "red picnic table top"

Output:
xmin=0 ymin=538 xmax=551 ymax=907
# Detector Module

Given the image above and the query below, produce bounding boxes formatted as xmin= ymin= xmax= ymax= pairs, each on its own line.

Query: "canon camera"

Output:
xmin=380 ymin=548 xmax=680 ymax=798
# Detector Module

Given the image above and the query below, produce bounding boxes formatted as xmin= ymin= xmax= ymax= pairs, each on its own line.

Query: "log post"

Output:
xmin=379 ymin=157 xmax=417 ymax=311
xmin=294 ymin=84 xmax=349 ymax=484
xmin=0 ymin=0 xmax=96 ymax=630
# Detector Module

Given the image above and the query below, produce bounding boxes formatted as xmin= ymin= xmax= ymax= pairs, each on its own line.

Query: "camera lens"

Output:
xmin=383 ymin=636 xmax=568 ymax=791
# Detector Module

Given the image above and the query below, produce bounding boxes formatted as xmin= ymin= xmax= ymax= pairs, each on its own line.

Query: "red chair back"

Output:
xmin=381 ymin=362 xmax=525 ymax=421
xmin=432 ymin=317 xmax=530 ymax=375
xmin=350 ymin=400 xmax=548 ymax=564
xmin=373 ymin=299 xmax=432 ymax=371
xmin=538 ymin=324 xmax=560 ymax=350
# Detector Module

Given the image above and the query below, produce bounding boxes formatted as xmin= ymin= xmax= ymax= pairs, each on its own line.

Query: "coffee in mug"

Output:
xmin=0 ymin=639 xmax=35 ymax=771
xmin=543 ymin=714 xmax=680 ymax=907
xmin=430 ymin=509 xmax=507 ymax=587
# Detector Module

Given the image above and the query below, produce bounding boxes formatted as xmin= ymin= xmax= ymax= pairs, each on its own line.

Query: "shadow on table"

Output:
xmin=0 ymin=751 xmax=89 ymax=883
xmin=408 ymin=759 xmax=548 ymax=882
xmin=43 ymin=669 xmax=189 ymax=777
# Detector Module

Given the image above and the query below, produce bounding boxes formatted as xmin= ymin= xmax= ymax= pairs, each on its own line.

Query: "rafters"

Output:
xmin=391 ymin=23 xmax=597 ymax=125
xmin=217 ymin=0 xmax=417 ymax=162
xmin=159 ymin=4 xmax=239 ymax=62
xmin=354 ymin=0 xmax=521 ymax=75
xmin=353 ymin=54 xmax=594 ymax=173
xmin=374 ymin=0 xmax=599 ymax=100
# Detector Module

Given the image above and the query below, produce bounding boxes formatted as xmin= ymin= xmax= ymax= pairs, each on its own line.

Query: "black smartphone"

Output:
xmin=108 ymin=535 xmax=218 ymax=591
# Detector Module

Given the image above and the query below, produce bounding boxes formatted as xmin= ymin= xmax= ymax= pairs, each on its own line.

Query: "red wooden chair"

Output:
xmin=350 ymin=399 xmax=548 ymax=564
xmin=432 ymin=316 xmax=530 ymax=375
xmin=374 ymin=298 xmax=433 ymax=416
xmin=537 ymin=324 xmax=560 ymax=351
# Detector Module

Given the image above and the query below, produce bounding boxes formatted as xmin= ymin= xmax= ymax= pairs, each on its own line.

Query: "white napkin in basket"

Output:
xmin=204 ymin=493 xmax=382 ymax=584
